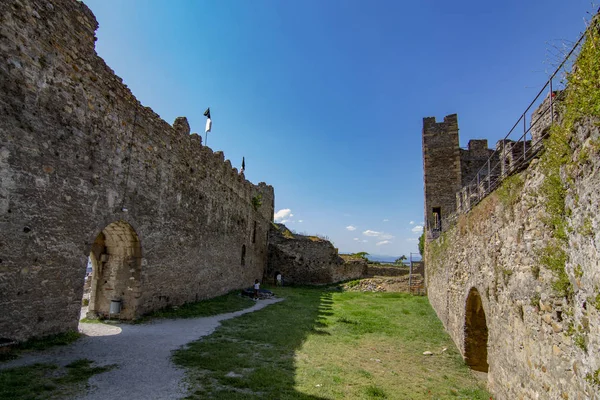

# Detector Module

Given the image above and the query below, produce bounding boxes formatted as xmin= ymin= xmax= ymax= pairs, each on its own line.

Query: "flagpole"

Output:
xmin=205 ymin=132 xmax=208 ymax=146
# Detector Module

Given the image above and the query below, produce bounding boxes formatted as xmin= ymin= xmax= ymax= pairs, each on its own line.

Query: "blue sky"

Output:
xmin=83 ymin=0 xmax=595 ymax=258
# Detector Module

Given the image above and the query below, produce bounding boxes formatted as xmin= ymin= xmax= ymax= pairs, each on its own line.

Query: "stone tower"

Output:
xmin=422 ymin=114 xmax=462 ymax=235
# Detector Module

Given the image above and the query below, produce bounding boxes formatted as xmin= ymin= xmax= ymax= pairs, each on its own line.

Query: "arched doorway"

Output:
xmin=464 ymin=287 xmax=489 ymax=372
xmin=82 ymin=221 xmax=142 ymax=320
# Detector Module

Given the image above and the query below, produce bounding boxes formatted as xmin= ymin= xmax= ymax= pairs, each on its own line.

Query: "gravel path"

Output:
xmin=0 ymin=297 xmax=283 ymax=399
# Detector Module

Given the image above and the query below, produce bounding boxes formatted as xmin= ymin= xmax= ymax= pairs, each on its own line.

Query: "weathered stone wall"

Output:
xmin=422 ymin=115 xmax=462 ymax=233
xmin=459 ymin=139 xmax=495 ymax=187
xmin=266 ymin=224 xmax=366 ymax=284
xmin=364 ymin=263 xmax=423 ymax=277
xmin=365 ymin=265 xmax=410 ymax=277
xmin=0 ymin=0 xmax=274 ymax=341
xmin=425 ymin=116 xmax=600 ymax=399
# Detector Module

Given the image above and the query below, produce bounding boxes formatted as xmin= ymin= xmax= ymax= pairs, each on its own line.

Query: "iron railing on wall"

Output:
xmin=427 ymin=16 xmax=594 ymax=241
xmin=460 ymin=28 xmax=588 ymax=212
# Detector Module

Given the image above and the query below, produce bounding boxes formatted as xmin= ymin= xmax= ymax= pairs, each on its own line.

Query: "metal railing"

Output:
xmin=427 ymin=17 xmax=593 ymax=240
xmin=459 ymin=27 xmax=588 ymax=213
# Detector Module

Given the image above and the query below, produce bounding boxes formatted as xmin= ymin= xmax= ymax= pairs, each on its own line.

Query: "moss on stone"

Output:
xmin=539 ymin=244 xmax=572 ymax=298
xmin=530 ymin=293 xmax=541 ymax=308
xmin=574 ymin=330 xmax=587 ymax=352
xmin=574 ymin=264 xmax=584 ymax=279
xmin=585 ymin=368 xmax=600 ymax=389
xmin=590 ymin=292 xmax=600 ymax=311
xmin=496 ymin=173 xmax=525 ymax=208
xmin=578 ymin=217 xmax=594 ymax=237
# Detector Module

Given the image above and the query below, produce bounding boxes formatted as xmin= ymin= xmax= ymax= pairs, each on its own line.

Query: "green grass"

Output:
xmin=0 ymin=331 xmax=81 ymax=362
xmin=0 ymin=359 xmax=115 ymax=400
xmin=173 ymin=286 xmax=489 ymax=399
xmin=135 ymin=290 xmax=255 ymax=323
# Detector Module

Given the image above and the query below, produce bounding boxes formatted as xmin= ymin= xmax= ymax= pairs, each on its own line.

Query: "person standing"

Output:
xmin=276 ymin=273 xmax=282 ymax=287
xmin=254 ymin=279 xmax=260 ymax=300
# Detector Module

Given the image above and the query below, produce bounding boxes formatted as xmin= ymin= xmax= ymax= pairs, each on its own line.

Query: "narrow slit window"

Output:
xmin=432 ymin=207 xmax=441 ymax=231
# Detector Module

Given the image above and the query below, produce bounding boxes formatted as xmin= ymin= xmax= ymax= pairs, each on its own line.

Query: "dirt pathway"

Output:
xmin=0 ymin=297 xmax=283 ymax=399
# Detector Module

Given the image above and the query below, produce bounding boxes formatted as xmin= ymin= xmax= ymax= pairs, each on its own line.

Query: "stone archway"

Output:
xmin=464 ymin=287 xmax=489 ymax=372
xmin=85 ymin=221 xmax=142 ymax=320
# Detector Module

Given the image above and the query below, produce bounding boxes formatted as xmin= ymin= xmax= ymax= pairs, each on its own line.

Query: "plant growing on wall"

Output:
xmin=252 ymin=194 xmax=262 ymax=211
xmin=538 ymin=14 xmax=600 ymax=299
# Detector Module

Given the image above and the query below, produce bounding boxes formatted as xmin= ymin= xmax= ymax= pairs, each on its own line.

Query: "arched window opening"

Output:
xmin=464 ymin=287 xmax=489 ymax=372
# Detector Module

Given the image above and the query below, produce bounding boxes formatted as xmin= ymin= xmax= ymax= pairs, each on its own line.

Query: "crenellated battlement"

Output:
xmin=422 ymin=114 xmax=462 ymax=235
xmin=422 ymin=100 xmax=553 ymax=235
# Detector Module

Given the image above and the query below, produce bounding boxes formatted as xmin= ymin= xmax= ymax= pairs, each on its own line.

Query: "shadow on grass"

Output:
xmin=0 ymin=331 xmax=81 ymax=363
xmin=0 ymin=358 xmax=115 ymax=400
xmin=172 ymin=285 xmax=491 ymax=400
xmin=172 ymin=285 xmax=333 ymax=399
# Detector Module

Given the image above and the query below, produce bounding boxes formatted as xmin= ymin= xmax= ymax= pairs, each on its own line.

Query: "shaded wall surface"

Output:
xmin=0 ymin=0 xmax=274 ymax=341
xmin=425 ymin=117 xmax=600 ymax=399
xmin=266 ymin=224 xmax=366 ymax=285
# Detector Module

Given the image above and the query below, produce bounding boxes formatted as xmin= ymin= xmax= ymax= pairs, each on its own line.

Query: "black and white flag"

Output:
xmin=204 ymin=107 xmax=212 ymax=133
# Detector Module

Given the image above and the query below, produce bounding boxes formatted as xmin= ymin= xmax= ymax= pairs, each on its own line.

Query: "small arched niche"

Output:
xmin=464 ymin=287 xmax=489 ymax=372
xmin=84 ymin=221 xmax=142 ymax=320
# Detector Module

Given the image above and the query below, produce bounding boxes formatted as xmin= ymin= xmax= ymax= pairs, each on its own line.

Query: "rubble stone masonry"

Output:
xmin=266 ymin=224 xmax=367 ymax=285
xmin=0 ymin=0 xmax=274 ymax=341
xmin=425 ymin=116 xmax=600 ymax=399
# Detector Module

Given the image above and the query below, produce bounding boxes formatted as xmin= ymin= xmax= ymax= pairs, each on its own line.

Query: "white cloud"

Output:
xmin=376 ymin=240 xmax=391 ymax=246
xmin=363 ymin=230 xmax=394 ymax=239
xmin=298 ymin=220 xmax=303 ymax=223
xmin=420 ymin=221 xmax=424 ymax=225
xmin=411 ymin=225 xmax=423 ymax=233
xmin=383 ymin=219 xmax=389 ymax=222
xmin=346 ymin=225 xmax=357 ymax=231
xmin=274 ymin=209 xmax=292 ymax=222
xmin=409 ymin=221 xmax=415 ymax=225
xmin=362 ymin=240 xmax=368 ymax=243
xmin=353 ymin=238 xmax=359 ymax=241
xmin=363 ymin=230 xmax=381 ymax=237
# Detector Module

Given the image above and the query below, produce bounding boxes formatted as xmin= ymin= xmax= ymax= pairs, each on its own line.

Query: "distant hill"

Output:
xmin=366 ymin=254 xmax=422 ymax=263
xmin=366 ymin=254 xmax=398 ymax=263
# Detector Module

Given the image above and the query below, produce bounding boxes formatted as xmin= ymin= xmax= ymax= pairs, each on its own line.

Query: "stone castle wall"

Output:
xmin=425 ymin=116 xmax=600 ymax=399
xmin=459 ymin=139 xmax=496 ymax=187
xmin=266 ymin=224 xmax=366 ymax=285
xmin=0 ymin=0 xmax=274 ymax=341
